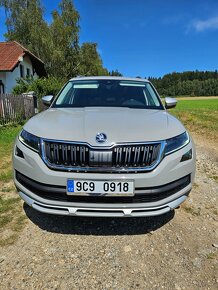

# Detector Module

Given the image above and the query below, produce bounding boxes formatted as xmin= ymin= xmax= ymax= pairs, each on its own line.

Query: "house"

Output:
xmin=0 ymin=41 xmax=46 ymax=94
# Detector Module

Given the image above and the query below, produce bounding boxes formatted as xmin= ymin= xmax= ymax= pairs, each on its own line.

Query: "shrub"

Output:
xmin=12 ymin=77 xmax=65 ymax=99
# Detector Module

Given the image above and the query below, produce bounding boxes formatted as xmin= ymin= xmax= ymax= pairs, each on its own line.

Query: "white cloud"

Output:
xmin=192 ymin=16 xmax=218 ymax=32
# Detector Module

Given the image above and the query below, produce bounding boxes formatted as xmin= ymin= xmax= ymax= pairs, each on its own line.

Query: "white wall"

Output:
xmin=4 ymin=65 xmax=20 ymax=93
xmin=0 ymin=55 xmax=39 ymax=93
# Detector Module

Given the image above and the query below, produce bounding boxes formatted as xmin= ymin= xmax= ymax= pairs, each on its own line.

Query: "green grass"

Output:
xmin=2 ymin=186 xmax=16 ymax=193
xmin=0 ymin=125 xmax=22 ymax=182
xmin=0 ymin=125 xmax=27 ymax=247
xmin=0 ymin=195 xmax=27 ymax=247
xmin=0 ymin=196 xmax=20 ymax=214
xmin=171 ymin=95 xmax=218 ymax=99
xmin=171 ymin=99 xmax=218 ymax=141
xmin=0 ymin=124 xmax=22 ymax=153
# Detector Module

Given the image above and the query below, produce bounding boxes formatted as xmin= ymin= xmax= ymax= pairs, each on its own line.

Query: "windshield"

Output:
xmin=53 ymin=80 xmax=163 ymax=110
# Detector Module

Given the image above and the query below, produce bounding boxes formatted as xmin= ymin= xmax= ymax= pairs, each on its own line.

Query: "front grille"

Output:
xmin=42 ymin=140 xmax=164 ymax=173
xmin=15 ymin=171 xmax=191 ymax=204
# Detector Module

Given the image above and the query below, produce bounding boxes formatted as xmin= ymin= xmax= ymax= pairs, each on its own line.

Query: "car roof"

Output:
xmin=69 ymin=76 xmax=149 ymax=82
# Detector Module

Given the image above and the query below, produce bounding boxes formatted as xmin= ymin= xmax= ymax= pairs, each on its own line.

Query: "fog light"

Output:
xmin=180 ymin=149 xmax=192 ymax=162
xmin=15 ymin=146 xmax=24 ymax=158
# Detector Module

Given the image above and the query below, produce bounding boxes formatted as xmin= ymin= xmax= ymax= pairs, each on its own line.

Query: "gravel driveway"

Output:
xmin=0 ymin=137 xmax=217 ymax=290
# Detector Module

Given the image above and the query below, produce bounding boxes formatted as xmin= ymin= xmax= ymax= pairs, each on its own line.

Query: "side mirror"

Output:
xmin=42 ymin=95 xmax=53 ymax=107
xmin=165 ymin=97 xmax=177 ymax=109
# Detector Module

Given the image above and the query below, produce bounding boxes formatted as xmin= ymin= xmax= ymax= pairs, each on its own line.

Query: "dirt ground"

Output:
xmin=0 ymin=135 xmax=217 ymax=290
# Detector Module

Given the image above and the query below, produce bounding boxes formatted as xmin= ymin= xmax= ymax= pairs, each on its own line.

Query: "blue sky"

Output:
xmin=1 ymin=0 xmax=218 ymax=77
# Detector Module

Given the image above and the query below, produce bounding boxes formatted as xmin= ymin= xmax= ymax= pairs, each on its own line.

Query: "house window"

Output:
xmin=0 ymin=80 xmax=4 ymax=94
xmin=26 ymin=68 xmax=31 ymax=77
xmin=20 ymin=64 xmax=24 ymax=78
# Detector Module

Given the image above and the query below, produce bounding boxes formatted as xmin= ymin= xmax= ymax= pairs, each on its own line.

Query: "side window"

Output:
xmin=20 ymin=64 xmax=24 ymax=78
xmin=0 ymin=80 xmax=4 ymax=94
xmin=144 ymin=84 xmax=161 ymax=106
xmin=26 ymin=68 xmax=31 ymax=77
xmin=56 ymin=82 xmax=73 ymax=105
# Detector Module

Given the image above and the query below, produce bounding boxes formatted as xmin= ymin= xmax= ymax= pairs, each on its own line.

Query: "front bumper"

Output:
xmin=18 ymin=189 xmax=189 ymax=217
xmin=15 ymin=170 xmax=191 ymax=217
xmin=13 ymin=136 xmax=196 ymax=217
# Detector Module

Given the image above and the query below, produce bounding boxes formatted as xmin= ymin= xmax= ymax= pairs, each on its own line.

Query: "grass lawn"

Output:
xmin=0 ymin=125 xmax=22 ymax=181
xmin=171 ymin=99 xmax=218 ymax=142
xmin=0 ymin=125 xmax=27 ymax=247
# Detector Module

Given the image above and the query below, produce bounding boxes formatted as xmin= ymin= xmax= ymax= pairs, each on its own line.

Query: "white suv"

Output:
xmin=13 ymin=77 xmax=196 ymax=217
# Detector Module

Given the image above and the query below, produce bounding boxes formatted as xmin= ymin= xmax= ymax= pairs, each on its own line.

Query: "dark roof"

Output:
xmin=0 ymin=41 xmax=46 ymax=76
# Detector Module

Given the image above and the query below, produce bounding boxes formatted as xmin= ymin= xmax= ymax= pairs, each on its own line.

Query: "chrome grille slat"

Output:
xmin=118 ymin=147 xmax=122 ymax=165
xmin=62 ymin=144 xmax=68 ymax=165
xmin=79 ymin=146 xmax=86 ymax=165
xmin=136 ymin=147 xmax=141 ymax=165
xmin=149 ymin=146 xmax=153 ymax=163
xmin=70 ymin=145 xmax=75 ymax=165
xmin=42 ymin=140 xmax=163 ymax=173
xmin=144 ymin=146 xmax=149 ymax=164
xmin=142 ymin=146 xmax=147 ymax=164
xmin=125 ymin=147 xmax=131 ymax=165
xmin=133 ymin=147 xmax=137 ymax=164
xmin=147 ymin=145 xmax=151 ymax=164
xmin=73 ymin=146 xmax=77 ymax=164
xmin=54 ymin=144 xmax=59 ymax=164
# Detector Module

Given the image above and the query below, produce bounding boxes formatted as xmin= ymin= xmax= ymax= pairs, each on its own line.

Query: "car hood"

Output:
xmin=24 ymin=107 xmax=186 ymax=146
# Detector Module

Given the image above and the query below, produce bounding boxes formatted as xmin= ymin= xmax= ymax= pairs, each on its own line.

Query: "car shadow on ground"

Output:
xmin=24 ymin=204 xmax=175 ymax=236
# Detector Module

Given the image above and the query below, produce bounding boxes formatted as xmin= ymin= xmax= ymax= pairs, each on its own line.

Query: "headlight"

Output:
xmin=165 ymin=132 xmax=189 ymax=155
xmin=19 ymin=130 xmax=40 ymax=152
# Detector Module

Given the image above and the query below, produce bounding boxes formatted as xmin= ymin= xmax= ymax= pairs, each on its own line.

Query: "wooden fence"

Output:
xmin=0 ymin=93 xmax=36 ymax=126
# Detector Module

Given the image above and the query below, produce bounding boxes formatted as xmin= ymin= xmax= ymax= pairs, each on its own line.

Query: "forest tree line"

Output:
xmin=148 ymin=71 xmax=218 ymax=96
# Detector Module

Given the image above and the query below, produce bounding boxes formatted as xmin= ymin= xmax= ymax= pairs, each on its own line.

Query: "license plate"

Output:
xmin=67 ymin=180 xmax=134 ymax=196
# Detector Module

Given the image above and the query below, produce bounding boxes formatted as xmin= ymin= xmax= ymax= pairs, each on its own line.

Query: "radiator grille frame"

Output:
xmin=40 ymin=138 xmax=166 ymax=173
